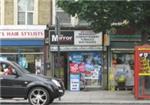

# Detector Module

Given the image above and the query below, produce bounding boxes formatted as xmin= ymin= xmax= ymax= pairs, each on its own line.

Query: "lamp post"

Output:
xmin=55 ymin=16 xmax=61 ymax=78
xmin=44 ymin=25 xmax=50 ymax=75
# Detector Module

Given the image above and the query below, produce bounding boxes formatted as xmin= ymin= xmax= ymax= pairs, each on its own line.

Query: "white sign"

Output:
xmin=70 ymin=74 xmax=80 ymax=91
xmin=0 ymin=25 xmax=45 ymax=39
xmin=74 ymin=30 xmax=102 ymax=45
xmin=50 ymin=45 xmax=105 ymax=51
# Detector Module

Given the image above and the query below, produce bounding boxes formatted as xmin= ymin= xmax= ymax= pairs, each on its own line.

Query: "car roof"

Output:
xmin=0 ymin=59 xmax=13 ymax=64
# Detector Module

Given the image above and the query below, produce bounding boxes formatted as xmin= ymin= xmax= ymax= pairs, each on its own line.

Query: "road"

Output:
xmin=0 ymin=103 xmax=149 ymax=105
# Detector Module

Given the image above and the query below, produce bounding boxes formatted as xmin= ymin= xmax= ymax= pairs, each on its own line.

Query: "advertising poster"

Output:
xmin=69 ymin=52 xmax=102 ymax=87
xmin=70 ymin=74 xmax=80 ymax=91
xmin=139 ymin=53 xmax=150 ymax=74
xmin=70 ymin=63 xmax=80 ymax=74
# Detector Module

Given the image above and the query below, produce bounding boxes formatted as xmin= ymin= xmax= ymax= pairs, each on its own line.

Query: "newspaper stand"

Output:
xmin=134 ymin=44 xmax=150 ymax=99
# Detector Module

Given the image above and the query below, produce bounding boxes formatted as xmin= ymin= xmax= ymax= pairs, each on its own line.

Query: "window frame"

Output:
xmin=17 ymin=0 xmax=34 ymax=25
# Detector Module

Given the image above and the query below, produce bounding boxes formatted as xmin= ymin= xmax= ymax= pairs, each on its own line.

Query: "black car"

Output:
xmin=0 ymin=59 xmax=65 ymax=105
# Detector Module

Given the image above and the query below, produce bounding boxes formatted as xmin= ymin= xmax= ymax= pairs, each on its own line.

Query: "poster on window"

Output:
xmin=69 ymin=52 xmax=102 ymax=80
xmin=139 ymin=53 xmax=150 ymax=74
xmin=70 ymin=74 xmax=80 ymax=91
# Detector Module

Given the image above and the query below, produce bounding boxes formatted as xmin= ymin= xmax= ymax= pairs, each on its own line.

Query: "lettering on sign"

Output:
xmin=50 ymin=31 xmax=74 ymax=44
xmin=74 ymin=30 xmax=102 ymax=45
xmin=0 ymin=31 xmax=44 ymax=39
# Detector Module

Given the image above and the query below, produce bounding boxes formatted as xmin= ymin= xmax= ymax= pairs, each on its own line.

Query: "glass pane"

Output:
xmin=27 ymin=0 xmax=34 ymax=11
xmin=27 ymin=13 xmax=33 ymax=25
xmin=18 ymin=12 xmax=25 ymax=24
xmin=68 ymin=52 xmax=102 ymax=89
xmin=18 ymin=0 xmax=27 ymax=12
xmin=139 ymin=76 xmax=150 ymax=96
xmin=18 ymin=0 xmax=34 ymax=11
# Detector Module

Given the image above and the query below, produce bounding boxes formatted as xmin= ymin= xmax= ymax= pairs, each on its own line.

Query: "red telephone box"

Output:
xmin=134 ymin=44 xmax=150 ymax=99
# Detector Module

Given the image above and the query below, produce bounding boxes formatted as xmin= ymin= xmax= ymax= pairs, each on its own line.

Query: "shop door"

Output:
xmin=53 ymin=53 xmax=68 ymax=89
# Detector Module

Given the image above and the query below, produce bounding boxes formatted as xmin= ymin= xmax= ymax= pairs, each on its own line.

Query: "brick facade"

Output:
xmin=2 ymin=0 xmax=52 ymax=25
xmin=5 ymin=0 xmax=14 ymax=24
xmin=38 ymin=0 xmax=52 ymax=25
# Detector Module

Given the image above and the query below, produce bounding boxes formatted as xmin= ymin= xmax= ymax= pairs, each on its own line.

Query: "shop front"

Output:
xmin=0 ymin=25 xmax=46 ymax=73
xmin=109 ymin=34 xmax=141 ymax=90
xmin=50 ymin=29 xmax=105 ymax=90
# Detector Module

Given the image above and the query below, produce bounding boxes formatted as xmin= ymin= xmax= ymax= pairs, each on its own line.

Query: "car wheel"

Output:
xmin=28 ymin=87 xmax=50 ymax=105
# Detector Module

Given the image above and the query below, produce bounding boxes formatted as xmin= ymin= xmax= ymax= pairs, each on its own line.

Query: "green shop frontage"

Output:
xmin=109 ymin=34 xmax=141 ymax=90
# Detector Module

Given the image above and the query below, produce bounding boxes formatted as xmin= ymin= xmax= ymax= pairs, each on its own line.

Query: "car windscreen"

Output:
xmin=13 ymin=62 xmax=30 ymax=74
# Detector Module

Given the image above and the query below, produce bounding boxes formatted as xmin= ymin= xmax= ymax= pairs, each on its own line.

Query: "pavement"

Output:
xmin=1 ymin=90 xmax=150 ymax=104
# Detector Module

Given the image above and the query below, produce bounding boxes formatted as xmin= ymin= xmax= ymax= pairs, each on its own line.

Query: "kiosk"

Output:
xmin=134 ymin=44 xmax=150 ymax=99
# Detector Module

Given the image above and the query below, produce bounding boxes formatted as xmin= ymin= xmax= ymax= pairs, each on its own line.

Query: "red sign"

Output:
xmin=69 ymin=63 xmax=80 ymax=74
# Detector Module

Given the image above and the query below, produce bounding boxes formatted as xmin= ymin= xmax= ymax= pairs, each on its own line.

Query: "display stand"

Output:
xmin=134 ymin=44 xmax=150 ymax=99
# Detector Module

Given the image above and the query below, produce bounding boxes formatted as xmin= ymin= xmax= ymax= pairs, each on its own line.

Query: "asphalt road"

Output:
xmin=0 ymin=103 xmax=149 ymax=105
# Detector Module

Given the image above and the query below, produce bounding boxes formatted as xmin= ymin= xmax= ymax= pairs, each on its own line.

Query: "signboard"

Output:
xmin=50 ymin=45 xmax=104 ymax=51
xmin=70 ymin=74 xmax=80 ymax=91
xmin=138 ymin=52 xmax=150 ymax=76
xmin=74 ymin=30 xmax=102 ymax=45
xmin=0 ymin=30 xmax=44 ymax=39
xmin=0 ymin=25 xmax=45 ymax=39
xmin=50 ymin=31 xmax=74 ymax=44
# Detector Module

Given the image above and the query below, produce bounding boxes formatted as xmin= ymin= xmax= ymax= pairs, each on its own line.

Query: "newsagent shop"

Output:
xmin=49 ymin=28 xmax=108 ymax=90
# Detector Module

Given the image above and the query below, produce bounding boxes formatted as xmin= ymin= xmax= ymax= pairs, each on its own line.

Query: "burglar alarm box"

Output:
xmin=134 ymin=44 xmax=150 ymax=99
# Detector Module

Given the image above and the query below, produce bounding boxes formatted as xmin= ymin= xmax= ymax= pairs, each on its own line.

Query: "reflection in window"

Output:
xmin=18 ymin=0 xmax=34 ymax=25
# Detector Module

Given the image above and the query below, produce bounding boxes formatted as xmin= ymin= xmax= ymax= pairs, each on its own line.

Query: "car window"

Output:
xmin=13 ymin=62 xmax=30 ymax=74
xmin=1 ymin=63 xmax=17 ymax=76
xmin=0 ymin=63 xmax=4 ymax=75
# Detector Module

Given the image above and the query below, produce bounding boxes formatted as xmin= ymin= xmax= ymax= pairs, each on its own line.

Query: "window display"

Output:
xmin=69 ymin=52 xmax=102 ymax=88
xmin=111 ymin=53 xmax=134 ymax=89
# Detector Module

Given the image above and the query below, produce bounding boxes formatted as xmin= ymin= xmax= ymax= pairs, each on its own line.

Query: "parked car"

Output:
xmin=0 ymin=59 xmax=65 ymax=105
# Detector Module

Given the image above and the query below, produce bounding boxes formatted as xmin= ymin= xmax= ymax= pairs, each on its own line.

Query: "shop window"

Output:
xmin=17 ymin=0 xmax=34 ymax=25
xmin=69 ymin=52 xmax=103 ymax=89
xmin=111 ymin=53 xmax=134 ymax=89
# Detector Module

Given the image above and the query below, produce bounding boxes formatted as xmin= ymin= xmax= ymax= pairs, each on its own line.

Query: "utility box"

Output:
xmin=134 ymin=44 xmax=150 ymax=99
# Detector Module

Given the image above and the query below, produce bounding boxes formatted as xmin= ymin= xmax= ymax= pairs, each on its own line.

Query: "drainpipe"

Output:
xmin=44 ymin=25 xmax=50 ymax=75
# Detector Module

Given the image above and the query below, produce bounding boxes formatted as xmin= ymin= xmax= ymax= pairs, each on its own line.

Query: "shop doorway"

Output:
xmin=53 ymin=53 xmax=68 ymax=89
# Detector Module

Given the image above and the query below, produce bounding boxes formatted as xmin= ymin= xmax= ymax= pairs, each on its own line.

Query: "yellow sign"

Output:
xmin=138 ymin=48 xmax=150 ymax=51
xmin=139 ymin=73 xmax=150 ymax=76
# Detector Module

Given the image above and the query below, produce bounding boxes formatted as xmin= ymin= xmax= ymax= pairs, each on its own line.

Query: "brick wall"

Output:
xmin=38 ymin=0 xmax=52 ymax=25
xmin=5 ymin=0 xmax=14 ymax=25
